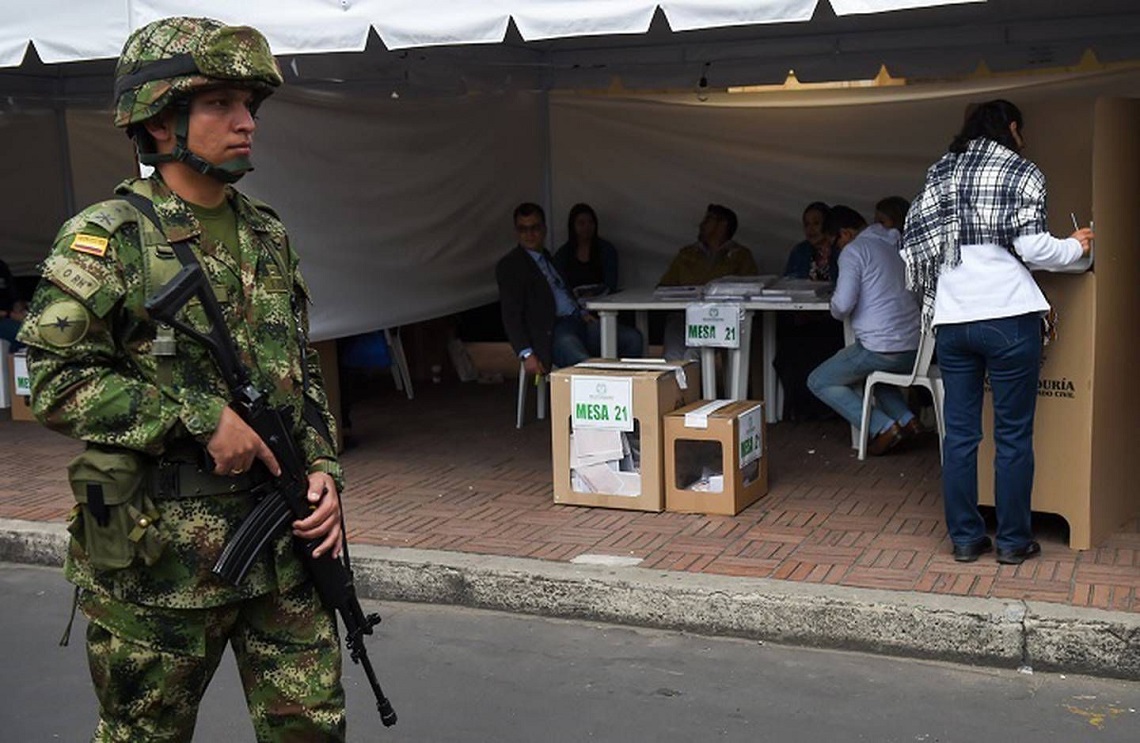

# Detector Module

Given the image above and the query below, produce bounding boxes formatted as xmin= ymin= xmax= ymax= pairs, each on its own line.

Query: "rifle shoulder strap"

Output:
xmin=120 ymin=191 xmax=193 ymax=387
xmin=302 ymin=394 xmax=335 ymax=453
xmin=125 ymin=192 xmax=335 ymax=453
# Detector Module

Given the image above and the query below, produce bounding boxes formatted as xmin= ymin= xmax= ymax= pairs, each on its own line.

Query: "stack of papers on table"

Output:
xmin=653 ymin=285 xmax=703 ymax=300
xmin=573 ymin=283 xmax=609 ymax=299
xmin=759 ymin=278 xmax=833 ymax=301
xmin=570 ymin=429 xmax=641 ymax=496
xmin=704 ymin=275 xmax=777 ymax=300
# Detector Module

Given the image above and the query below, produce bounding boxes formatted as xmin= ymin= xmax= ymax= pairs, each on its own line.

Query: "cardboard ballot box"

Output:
xmin=664 ymin=400 xmax=768 ymax=516
xmin=9 ymin=350 xmax=34 ymax=422
xmin=551 ymin=359 xmax=700 ymax=512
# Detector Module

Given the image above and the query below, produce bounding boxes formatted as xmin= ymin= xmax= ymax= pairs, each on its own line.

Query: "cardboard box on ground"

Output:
xmin=551 ymin=359 xmax=700 ymax=512
xmin=9 ymin=351 xmax=34 ymax=422
xmin=664 ymin=400 xmax=769 ymax=517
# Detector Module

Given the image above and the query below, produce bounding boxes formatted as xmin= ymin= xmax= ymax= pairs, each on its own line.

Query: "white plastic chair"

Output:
xmin=516 ymin=361 xmax=547 ymax=428
xmin=857 ymin=329 xmax=945 ymax=461
xmin=383 ymin=328 xmax=414 ymax=400
xmin=0 ymin=339 xmax=10 ymax=409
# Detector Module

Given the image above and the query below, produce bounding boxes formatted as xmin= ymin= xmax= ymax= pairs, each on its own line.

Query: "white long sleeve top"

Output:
xmin=932 ymin=233 xmax=1084 ymax=327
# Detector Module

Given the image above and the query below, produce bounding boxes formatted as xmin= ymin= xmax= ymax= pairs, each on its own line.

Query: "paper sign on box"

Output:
xmin=571 ymin=375 xmax=633 ymax=432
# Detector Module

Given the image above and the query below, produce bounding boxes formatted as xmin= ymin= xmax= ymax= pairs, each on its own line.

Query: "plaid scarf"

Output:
xmin=901 ymin=137 xmax=1048 ymax=330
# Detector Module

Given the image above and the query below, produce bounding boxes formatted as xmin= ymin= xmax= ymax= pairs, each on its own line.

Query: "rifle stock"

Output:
xmin=145 ymin=259 xmax=397 ymax=728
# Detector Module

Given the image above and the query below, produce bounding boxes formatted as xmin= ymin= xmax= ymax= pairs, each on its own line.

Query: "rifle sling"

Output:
xmin=124 ymin=191 xmax=336 ymax=453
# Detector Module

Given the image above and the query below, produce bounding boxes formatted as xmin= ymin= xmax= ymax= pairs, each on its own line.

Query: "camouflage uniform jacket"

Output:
xmin=18 ymin=176 xmax=342 ymax=609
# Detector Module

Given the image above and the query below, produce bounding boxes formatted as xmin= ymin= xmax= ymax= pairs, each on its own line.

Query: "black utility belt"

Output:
xmin=152 ymin=460 xmax=270 ymax=499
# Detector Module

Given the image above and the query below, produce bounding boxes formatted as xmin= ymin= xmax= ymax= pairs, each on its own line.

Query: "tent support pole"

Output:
xmin=539 ymin=90 xmax=555 ymax=246
xmin=54 ymin=74 xmax=76 ymax=217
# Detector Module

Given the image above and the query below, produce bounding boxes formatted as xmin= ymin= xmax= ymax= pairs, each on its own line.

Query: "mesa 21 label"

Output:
xmin=571 ymin=375 xmax=633 ymax=432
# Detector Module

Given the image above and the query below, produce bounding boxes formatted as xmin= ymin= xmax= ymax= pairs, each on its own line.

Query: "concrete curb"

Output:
xmin=4 ymin=518 xmax=1138 ymax=679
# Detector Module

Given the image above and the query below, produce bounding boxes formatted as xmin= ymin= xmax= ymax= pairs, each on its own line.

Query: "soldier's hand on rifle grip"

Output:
xmin=207 ymin=406 xmax=282 ymax=477
xmin=294 ymin=472 xmax=343 ymax=559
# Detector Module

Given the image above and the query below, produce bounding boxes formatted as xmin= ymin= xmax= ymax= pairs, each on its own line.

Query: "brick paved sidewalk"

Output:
xmin=2 ymin=380 xmax=1137 ymax=612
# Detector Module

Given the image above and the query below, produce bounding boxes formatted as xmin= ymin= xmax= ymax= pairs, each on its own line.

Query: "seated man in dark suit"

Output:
xmin=496 ymin=203 xmax=642 ymax=375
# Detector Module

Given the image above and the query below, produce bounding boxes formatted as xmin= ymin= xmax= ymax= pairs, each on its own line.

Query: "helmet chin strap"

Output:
xmin=137 ymin=100 xmax=253 ymax=184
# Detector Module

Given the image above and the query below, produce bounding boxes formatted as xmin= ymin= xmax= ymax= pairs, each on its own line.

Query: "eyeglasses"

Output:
xmin=515 ymin=223 xmax=544 ymax=234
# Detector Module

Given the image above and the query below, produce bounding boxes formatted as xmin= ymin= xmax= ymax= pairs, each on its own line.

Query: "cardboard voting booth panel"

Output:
xmin=976 ymin=97 xmax=1140 ymax=550
xmin=665 ymin=400 xmax=768 ymax=516
xmin=551 ymin=359 xmax=700 ymax=512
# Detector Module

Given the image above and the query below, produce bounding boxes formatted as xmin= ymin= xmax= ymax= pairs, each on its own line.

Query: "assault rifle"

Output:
xmin=145 ymin=257 xmax=396 ymax=728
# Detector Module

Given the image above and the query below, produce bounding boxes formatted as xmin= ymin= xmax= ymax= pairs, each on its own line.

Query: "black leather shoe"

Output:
xmin=996 ymin=541 xmax=1041 ymax=565
xmin=952 ymin=536 xmax=993 ymax=563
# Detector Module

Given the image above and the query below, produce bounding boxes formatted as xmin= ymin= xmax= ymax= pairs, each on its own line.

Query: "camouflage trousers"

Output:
xmin=80 ymin=580 xmax=345 ymax=742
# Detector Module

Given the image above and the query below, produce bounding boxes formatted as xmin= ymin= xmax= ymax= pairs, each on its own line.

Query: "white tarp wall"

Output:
xmin=548 ymin=68 xmax=1140 ymax=288
xmin=4 ymin=67 xmax=1140 ymax=341
xmin=0 ymin=108 xmax=137 ymax=276
xmin=0 ymin=112 xmax=71 ymax=275
xmin=5 ymin=1 xmax=1140 ymax=339
xmin=0 ymin=92 xmax=545 ymax=340
xmin=552 ymin=90 xmax=951 ymax=282
xmin=243 ymin=90 xmax=546 ymax=339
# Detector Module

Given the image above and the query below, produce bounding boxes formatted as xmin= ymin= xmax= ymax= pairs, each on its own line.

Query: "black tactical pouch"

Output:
xmin=66 ymin=447 xmax=164 ymax=570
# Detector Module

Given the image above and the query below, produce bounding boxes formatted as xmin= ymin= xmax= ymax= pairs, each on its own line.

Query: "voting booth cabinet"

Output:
xmin=551 ymin=360 xmax=700 ymax=512
xmin=977 ymin=97 xmax=1140 ymax=550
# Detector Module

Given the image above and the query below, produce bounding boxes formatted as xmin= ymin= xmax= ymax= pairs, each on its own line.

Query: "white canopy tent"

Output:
xmin=2 ymin=1 xmax=1140 ymax=339
xmin=2 ymin=2 xmax=985 ymax=65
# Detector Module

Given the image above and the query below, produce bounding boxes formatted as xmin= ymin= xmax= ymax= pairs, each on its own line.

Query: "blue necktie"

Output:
xmin=536 ymin=253 xmax=580 ymax=317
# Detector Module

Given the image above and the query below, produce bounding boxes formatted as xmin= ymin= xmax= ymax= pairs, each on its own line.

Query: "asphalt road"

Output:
xmin=2 ymin=563 xmax=1137 ymax=742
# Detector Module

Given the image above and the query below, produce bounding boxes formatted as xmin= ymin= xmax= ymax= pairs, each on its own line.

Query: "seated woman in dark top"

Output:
xmin=783 ymin=201 xmax=839 ymax=281
xmin=774 ymin=201 xmax=845 ymax=420
xmin=553 ymin=203 xmax=619 ymax=296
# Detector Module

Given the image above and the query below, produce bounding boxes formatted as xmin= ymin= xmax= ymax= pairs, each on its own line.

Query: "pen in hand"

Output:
xmin=1069 ymin=212 xmax=1093 ymax=257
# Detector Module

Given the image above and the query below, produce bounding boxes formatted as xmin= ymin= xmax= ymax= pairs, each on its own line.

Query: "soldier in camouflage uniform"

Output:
xmin=18 ymin=17 xmax=347 ymax=742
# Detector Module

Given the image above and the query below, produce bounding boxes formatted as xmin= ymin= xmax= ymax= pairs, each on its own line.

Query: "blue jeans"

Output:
xmin=936 ymin=313 xmax=1041 ymax=552
xmin=551 ymin=315 xmax=643 ymax=368
xmin=807 ymin=342 xmax=916 ymax=435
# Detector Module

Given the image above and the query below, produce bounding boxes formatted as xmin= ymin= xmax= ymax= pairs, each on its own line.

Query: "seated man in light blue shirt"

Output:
xmin=496 ymin=203 xmax=642 ymax=375
xmin=807 ymin=205 xmax=921 ymax=455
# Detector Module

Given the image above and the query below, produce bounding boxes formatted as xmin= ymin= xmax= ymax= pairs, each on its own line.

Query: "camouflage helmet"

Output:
xmin=114 ymin=17 xmax=283 ymax=128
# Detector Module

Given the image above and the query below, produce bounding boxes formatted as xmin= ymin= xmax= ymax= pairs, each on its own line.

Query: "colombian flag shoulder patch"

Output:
xmin=70 ymin=233 xmax=109 ymax=257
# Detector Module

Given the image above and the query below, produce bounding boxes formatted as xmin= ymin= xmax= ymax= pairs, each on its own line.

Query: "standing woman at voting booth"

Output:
xmin=902 ymin=99 xmax=1093 ymax=565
